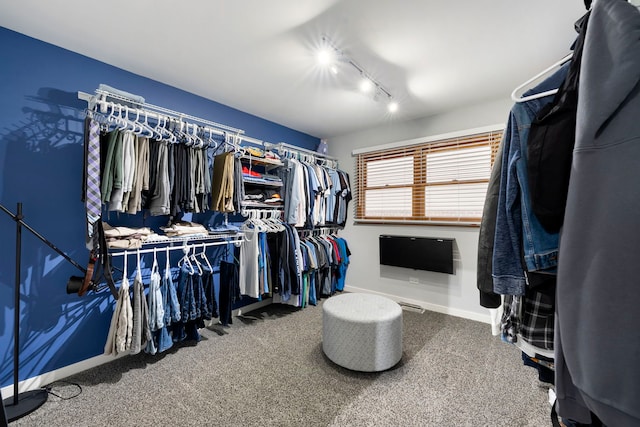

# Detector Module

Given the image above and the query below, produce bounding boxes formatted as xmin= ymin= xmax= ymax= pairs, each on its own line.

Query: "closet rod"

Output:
xmin=109 ymin=238 xmax=243 ymax=257
xmin=264 ymin=142 xmax=337 ymax=161
xmin=79 ymin=90 xmax=280 ymax=149
xmin=81 ymin=90 xmax=244 ymax=135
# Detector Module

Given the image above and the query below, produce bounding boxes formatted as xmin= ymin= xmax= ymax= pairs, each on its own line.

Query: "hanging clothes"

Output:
xmin=332 ymin=236 xmax=351 ymax=292
xmin=202 ymin=262 xmax=218 ymax=320
xmin=126 ymin=136 xmax=149 ymax=214
xmin=172 ymin=261 xmax=204 ymax=342
xmin=96 ymin=126 xmax=214 ymax=217
xmin=104 ymin=255 xmax=133 ymax=356
xmin=218 ymin=259 xmax=240 ymax=326
xmin=480 ymin=66 xmax=569 ymax=360
xmin=239 ymin=227 xmax=260 ymax=299
xmin=119 ymin=131 xmax=136 ymax=212
xmin=130 ymin=253 xmax=151 ymax=355
xmin=148 ymin=140 xmax=171 ymax=216
xmin=555 ymin=1 xmax=640 ymax=425
xmin=154 ymin=250 xmax=179 ymax=354
xmin=258 ymin=231 xmax=270 ymax=296
xmin=144 ymin=251 xmax=165 ymax=355
xmin=100 ymin=130 xmax=122 ymax=204
xmin=211 ymin=151 xmax=236 ymax=213
xmin=280 ymin=157 xmax=351 ymax=229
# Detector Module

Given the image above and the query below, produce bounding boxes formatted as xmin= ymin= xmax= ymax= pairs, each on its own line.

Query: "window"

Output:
xmin=353 ymin=126 xmax=503 ymax=225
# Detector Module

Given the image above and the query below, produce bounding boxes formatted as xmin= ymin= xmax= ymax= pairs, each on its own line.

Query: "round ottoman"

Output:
xmin=322 ymin=293 xmax=403 ymax=372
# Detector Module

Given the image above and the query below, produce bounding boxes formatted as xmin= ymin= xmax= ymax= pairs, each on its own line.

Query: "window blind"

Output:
xmin=353 ymin=126 xmax=503 ymax=225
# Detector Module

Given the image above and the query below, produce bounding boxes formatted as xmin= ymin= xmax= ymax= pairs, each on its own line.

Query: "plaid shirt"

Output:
xmin=501 ymin=277 xmax=555 ymax=351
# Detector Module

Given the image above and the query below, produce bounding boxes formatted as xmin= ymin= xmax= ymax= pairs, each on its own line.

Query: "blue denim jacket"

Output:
xmin=492 ymin=64 xmax=569 ymax=295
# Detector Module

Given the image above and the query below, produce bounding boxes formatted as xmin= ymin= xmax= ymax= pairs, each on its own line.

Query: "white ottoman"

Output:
xmin=322 ymin=293 xmax=403 ymax=372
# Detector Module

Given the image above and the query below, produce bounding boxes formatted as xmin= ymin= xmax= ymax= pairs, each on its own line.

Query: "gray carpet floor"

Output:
xmin=11 ymin=301 xmax=552 ymax=426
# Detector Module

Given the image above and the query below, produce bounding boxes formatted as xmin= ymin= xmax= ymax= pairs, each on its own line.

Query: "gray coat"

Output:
xmin=556 ymin=0 xmax=640 ymax=425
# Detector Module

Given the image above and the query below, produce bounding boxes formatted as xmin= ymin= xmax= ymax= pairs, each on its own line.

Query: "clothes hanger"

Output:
xmin=164 ymin=246 xmax=172 ymax=277
xmin=199 ymin=243 xmax=213 ymax=271
xmin=166 ymin=117 xmax=178 ymax=144
xmin=123 ymin=250 xmax=129 ymax=284
xmin=193 ymin=124 xmax=205 ymax=148
xmin=152 ymin=247 xmax=159 ymax=272
xmin=178 ymin=244 xmax=195 ymax=274
xmin=131 ymin=109 xmax=145 ymax=135
xmin=123 ymin=106 xmax=138 ymax=133
xmin=152 ymin=115 xmax=166 ymax=141
xmin=135 ymin=248 xmax=143 ymax=281
xmin=182 ymin=122 xmax=193 ymax=146
xmin=206 ymin=128 xmax=219 ymax=151
xmin=195 ymin=126 xmax=205 ymax=149
xmin=115 ymin=105 xmax=129 ymax=131
xmin=511 ymin=53 xmax=573 ymax=103
xmin=139 ymin=111 xmax=155 ymax=138
xmin=175 ymin=120 xmax=188 ymax=145
xmin=188 ymin=245 xmax=203 ymax=275
xmin=257 ymin=210 xmax=274 ymax=232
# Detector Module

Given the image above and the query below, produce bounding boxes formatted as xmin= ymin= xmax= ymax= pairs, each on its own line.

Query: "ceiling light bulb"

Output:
xmin=388 ymin=101 xmax=399 ymax=113
xmin=360 ymin=78 xmax=374 ymax=93
xmin=317 ymin=48 xmax=334 ymax=66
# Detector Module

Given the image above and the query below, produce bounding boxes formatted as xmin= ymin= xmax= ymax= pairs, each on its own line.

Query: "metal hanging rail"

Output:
xmin=264 ymin=141 xmax=337 ymax=164
xmin=79 ymin=88 xmax=332 ymax=159
xmin=109 ymin=235 xmax=243 ymax=257
xmin=78 ymin=89 xmax=277 ymax=148
xmin=79 ymin=90 xmax=243 ymax=136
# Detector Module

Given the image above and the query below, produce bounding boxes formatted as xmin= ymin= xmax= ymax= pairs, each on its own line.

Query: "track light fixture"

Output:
xmin=359 ymin=76 xmax=374 ymax=93
xmin=317 ymin=35 xmax=398 ymax=113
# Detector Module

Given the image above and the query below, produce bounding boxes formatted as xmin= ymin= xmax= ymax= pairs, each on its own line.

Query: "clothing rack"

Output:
xmin=109 ymin=235 xmax=243 ymax=257
xmin=298 ymin=226 xmax=342 ymax=237
xmin=264 ymin=142 xmax=338 ymax=168
xmin=143 ymin=233 xmax=245 ymax=245
xmin=78 ymin=89 xmax=274 ymax=150
xmin=241 ymin=208 xmax=283 ymax=217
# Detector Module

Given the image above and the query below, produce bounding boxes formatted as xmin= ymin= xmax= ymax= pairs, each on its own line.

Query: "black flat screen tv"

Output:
xmin=379 ymin=235 xmax=454 ymax=274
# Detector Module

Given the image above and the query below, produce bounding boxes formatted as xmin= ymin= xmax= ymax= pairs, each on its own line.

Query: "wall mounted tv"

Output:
xmin=379 ymin=235 xmax=454 ymax=274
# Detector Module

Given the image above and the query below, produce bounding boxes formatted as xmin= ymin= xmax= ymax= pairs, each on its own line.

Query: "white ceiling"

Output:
xmin=0 ymin=0 xmax=586 ymax=139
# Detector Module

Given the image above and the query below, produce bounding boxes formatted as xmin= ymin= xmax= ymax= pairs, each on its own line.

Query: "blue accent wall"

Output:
xmin=0 ymin=26 xmax=319 ymax=388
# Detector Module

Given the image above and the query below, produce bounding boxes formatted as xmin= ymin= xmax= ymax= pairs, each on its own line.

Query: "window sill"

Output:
xmin=353 ymin=219 xmax=480 ymax=228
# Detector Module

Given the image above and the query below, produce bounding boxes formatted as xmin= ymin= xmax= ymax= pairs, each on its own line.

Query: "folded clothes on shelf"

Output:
xmin=160 ymin=221 xmax=208 ymax=237
xmin=103 ymin=223 xmax=158 ymax=249
xmin=209 ymin=223 xmax=241 ymax=233
xmin=245 ymin=146 xmax=265 ymax=158
xmin=242 ymin=166 xmax=282 ymax=184
xmin=243 ymin=147 xmax=281 ymax=160
xmin=242 ymin=165 xmax=261 ymax=177
xmin=261 ymin=174 xmax=281 ymax=182
xmin=264 ymin=150 xmax=280 ymax=160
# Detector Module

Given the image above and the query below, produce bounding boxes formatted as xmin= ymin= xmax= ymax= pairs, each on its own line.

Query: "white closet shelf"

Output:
xmin=145 ymin=233 xmax=243 ymax=244
xmin=242 ymin=178 xmax=283 ymax=187
xmin=240 ymin=201 xmax=283 ymax=209
xmin=108 ymin=232 xmax=244 ymax=256
xmin=240 ymin=155 xmax=283 ymax=167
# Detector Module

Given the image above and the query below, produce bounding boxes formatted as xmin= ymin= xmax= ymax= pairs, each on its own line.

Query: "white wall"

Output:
xmin=329 ymin=97 xmax=512 ymax=323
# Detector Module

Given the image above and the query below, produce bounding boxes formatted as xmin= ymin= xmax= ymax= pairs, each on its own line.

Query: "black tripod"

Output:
xmin=0 ymin=202 xmax=88 ymax=422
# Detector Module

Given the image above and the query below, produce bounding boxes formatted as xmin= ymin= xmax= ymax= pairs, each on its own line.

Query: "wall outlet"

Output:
xmin=409 ymin=277 xmax=419 ymax=284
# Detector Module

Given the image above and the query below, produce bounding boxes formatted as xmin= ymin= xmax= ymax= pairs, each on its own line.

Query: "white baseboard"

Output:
xmin=1 ymin=298 xmax=275 ymax=399
xmin=342 ymin=285 xmax=491 ymax=324
xmin=1 ymin=352 xmax=127 ymax=399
